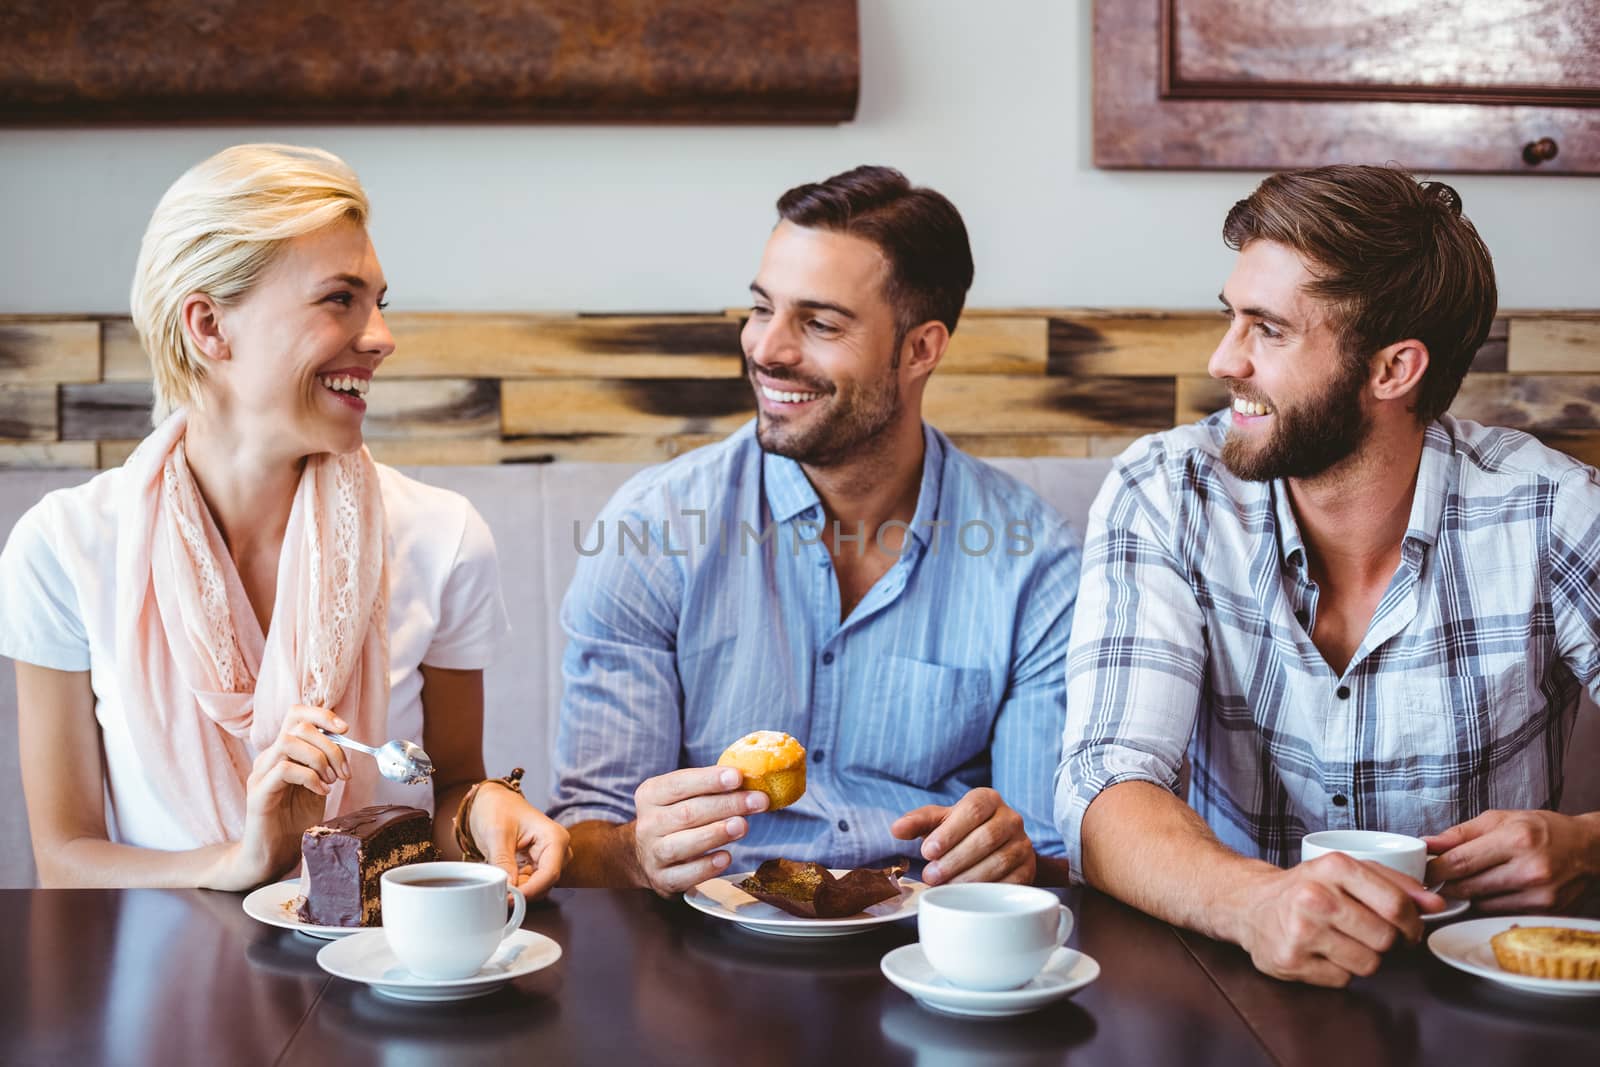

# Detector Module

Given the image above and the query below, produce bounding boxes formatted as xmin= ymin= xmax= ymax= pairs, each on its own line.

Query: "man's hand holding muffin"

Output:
xmin=619 ymin=731 xmax=1052 ymax=895
xmin=623 ymin=731 xmax=805 ymax=896
xmin=628 ymin=764 xmax=771 ymax=895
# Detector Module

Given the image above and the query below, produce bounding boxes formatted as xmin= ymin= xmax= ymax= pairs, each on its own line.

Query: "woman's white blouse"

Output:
xmin=0 ymin=463 xmax=510 ymax=851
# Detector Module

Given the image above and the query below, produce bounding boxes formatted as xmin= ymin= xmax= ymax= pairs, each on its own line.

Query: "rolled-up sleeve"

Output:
xmin=548 ymin=495 xmax=687 ymax=827
xmin=1054 ymin=443 xmax=1207 ymax=883
xmin=1550 ymin=463 xmax=1600 ymax=702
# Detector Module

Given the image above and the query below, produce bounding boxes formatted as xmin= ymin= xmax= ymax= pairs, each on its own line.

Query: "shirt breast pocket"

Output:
xmin=1390 ymin=663 xmax=1534 ymax=829
xmin=848 ymin=656 xmax=994 ymax=786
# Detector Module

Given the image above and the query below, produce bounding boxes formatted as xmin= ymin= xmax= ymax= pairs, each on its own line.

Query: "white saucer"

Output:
xmin=684 ymin=870 xmax=923 ymax=938
xmin=1427 ymin=916 xmax=1600 ymax=998
xmin=1421 ymin=896 xmax=1471 ymax=923
xmin=316 ymin=928 xmax=562 ymax=1002
xmin=880 ymin=943 xmax=1099 ymax=1018
xmin=242 ymin=879 xmax=362 ymax=940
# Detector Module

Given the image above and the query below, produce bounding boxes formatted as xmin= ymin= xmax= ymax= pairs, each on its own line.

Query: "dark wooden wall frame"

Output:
xmin=1097 ymin=0 xmax=1600 ymax=174
xmin=0 ymin=0 xmax=859 ymax=125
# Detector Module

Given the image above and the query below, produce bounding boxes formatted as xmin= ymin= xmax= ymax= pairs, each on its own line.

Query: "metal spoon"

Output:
xmin=318 ymin=729 xmax=434 ymax=785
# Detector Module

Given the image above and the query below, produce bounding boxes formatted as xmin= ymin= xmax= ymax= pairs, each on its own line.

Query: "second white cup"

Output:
xmin=1301 ymin=829 xmax=1428 ymax=882
xmin=917 ymin=883 xmax=1073 ymax=991
xmin=380 ymin=861 xmax=526 ymax=980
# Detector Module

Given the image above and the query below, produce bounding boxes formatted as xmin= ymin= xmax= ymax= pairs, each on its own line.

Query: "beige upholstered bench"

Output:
xmin=2 ymin=459 xmax=1594 ymax=888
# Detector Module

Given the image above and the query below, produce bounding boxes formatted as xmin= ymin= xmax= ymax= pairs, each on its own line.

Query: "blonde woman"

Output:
xmin=0 ymin=144 xmax=567 ymax=898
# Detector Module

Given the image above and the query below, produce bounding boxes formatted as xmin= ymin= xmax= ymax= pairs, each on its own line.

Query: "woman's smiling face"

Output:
xmin=201 ymin=220 xmax=394 ymax=457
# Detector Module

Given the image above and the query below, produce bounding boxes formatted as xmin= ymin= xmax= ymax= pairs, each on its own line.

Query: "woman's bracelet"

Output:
xmin=453 ymin=767 xmax=525 ymax=863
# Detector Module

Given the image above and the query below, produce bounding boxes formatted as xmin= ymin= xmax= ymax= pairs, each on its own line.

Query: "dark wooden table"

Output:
xmin=1 ymin=887 xmax=1593 ymax=1066
xmin=1177 ymin=925 xmax=1600 ymax=1067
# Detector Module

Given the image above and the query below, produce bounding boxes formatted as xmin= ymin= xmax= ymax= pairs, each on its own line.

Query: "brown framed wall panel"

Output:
xmin=0 ymin=0 xmax=859 ymax=124
xmin=1098 ymin=0 xmax=1600 ymax=173
xmin=1162 ymin=0 xmax=1600 ymax=106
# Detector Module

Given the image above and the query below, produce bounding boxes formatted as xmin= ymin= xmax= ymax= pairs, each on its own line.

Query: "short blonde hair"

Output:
xmin=130 ymin=143 xmax=370 ymax=422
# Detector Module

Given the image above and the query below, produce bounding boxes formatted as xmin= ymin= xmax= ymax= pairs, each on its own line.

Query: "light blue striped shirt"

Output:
xmin=550 ymin=420 xmax=1081 ymax=872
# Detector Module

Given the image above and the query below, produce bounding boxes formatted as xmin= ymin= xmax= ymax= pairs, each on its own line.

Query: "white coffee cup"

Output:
xmin=380 ymin=861 xmax=526 ymax=980
xmin=1301 ymin=830 xmax=1428 ymax=883
xmin=917 ymin=883 xmax=1073 ymax=991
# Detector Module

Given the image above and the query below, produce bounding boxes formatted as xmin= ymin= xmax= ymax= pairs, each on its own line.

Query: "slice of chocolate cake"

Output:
xmin=297 ymin=805 xmax=437 ymax=927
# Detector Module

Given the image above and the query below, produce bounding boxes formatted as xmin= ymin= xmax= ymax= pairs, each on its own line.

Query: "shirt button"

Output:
xmin=821 ymin=651 xmax=835 ymax=665
xmin=813 ymin=750 xmax=825 ymax=764
xmin=837 ymin=819 xmax=849 ymax=832
xmin=1336 ymin=685 xmax=1350 ymax=699
xmin=1332 ymin=794 xmax=1349 ymax=807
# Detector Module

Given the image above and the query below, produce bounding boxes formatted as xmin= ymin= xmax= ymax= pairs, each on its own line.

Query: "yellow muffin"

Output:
xmin=1490 ymin=925 xmax=1600 ymax=981
xmin=717 ymin=731 xmax=807 ymax=810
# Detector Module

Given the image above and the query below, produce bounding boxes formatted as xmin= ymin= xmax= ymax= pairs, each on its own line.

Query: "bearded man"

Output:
xmin=1056 ymin=165 xmax=1600 ymax=987
xmin=552 ymin=166 xmax=1081 ymax=893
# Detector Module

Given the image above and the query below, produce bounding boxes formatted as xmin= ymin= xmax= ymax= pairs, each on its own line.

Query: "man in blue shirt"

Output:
xmin=551 ymin=166 xmax=1081 ymax=894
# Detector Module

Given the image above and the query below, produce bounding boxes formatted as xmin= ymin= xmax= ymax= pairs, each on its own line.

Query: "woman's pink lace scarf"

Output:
xmin=114 ymin=411 xmax=390 ymax=845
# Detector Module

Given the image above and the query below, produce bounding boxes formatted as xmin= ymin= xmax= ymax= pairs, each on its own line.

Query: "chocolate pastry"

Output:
xmin=737 ymin=859 xmax=905 ymax=919
xmin=297 ymin=804 xmax=437 ymax=927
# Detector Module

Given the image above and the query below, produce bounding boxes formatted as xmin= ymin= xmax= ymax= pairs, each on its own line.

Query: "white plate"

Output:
xmin=880 ymin=943 xmax=1099 ymax=1018
xmin=316 ymin=928 xmax=562 ymax=1002
xmin=1427 ymin=916 xmax=1600 ymax=998
xmin=684 ymin=869 xmax=924 ymax=938
xmin=242 ymin=879 xmax=364 ymax=940
xmin=1421 ymin=896 xmax=1471 ymax=923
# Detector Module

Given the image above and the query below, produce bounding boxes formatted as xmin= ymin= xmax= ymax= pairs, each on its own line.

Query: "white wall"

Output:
xmin=2 ymin=1 xmax=1597 ymax=316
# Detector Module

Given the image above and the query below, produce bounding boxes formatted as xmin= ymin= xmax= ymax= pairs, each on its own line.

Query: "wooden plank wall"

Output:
xmin=2 ymin=311 xmax=1597 ymax=470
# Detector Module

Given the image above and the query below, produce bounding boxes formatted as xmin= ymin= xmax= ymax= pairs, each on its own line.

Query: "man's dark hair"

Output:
xmin=1223 ymin=163 xmax=1498 ymax=423
xmin=776 ymin=165 xmax=974 ymax=344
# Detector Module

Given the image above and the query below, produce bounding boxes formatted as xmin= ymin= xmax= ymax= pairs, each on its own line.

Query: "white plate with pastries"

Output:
xmin=242 ymin=878 xmax=363 ymax=940
xmin=684 ymin=869 xmax=925 ymax=938
xmin=1427 ymin=916 xmax=1600 ymax=998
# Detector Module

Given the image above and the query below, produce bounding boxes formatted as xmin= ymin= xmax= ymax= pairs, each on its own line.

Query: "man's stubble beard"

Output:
xmin=752 ymin=360 xmax=903 ymax=469
xmin=1220 ymin=355 xmax=1371 ymax=482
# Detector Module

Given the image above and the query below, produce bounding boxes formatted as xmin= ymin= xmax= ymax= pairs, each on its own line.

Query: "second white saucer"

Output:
xmin=880 ymin=943 xmax=1099 ymax=1018
xmin=317 ymin=928 xmax=562 ymax=1002
xmin=1421 ymin=896 xmax=1472 ymax=923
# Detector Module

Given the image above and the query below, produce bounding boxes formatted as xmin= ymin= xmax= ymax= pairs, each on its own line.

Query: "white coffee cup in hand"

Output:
xmin=381 ymin=861 xmax=526 ymax=980
xmin=917 ymin=883 xmax=1073 ymax=991
xmin=1301 ymin=829 xmax=1428 ymax=883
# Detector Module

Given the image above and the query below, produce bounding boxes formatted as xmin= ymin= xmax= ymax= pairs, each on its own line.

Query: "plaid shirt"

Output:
xmin=1056 ymin=412 xmax=1600 ymax=878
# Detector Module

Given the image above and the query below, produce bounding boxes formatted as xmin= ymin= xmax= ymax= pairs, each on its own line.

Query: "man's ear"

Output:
xmin=1371 ymin=338 xmax=1429 ymax=405
xmin=900 ymin=320 xmax=951 ymax=380
xmin=180 ymin=293 xmax=231 ymax=364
